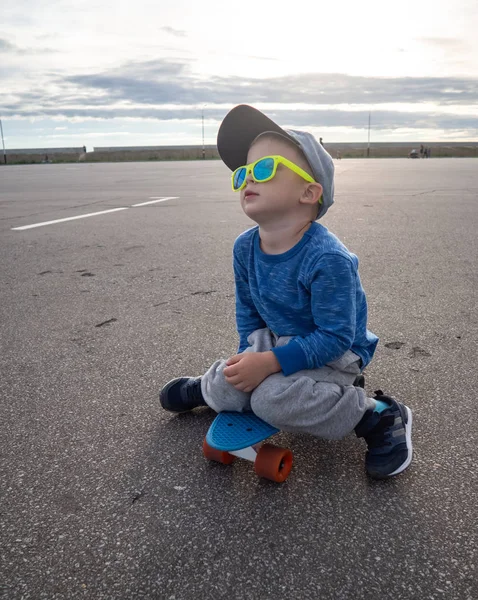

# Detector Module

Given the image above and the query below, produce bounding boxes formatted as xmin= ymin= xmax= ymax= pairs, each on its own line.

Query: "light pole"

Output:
xmin=201 ymin=105 xmax=206 ymax=159
xmin=367 ymin=112 xmax=371 ymax=158
xmin=0 ymin=119 xmax=6 ymax=164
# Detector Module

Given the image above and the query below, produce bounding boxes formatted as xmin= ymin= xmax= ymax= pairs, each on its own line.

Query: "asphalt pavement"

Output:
xmin=1 ymin=158 xmax=477 ymax=599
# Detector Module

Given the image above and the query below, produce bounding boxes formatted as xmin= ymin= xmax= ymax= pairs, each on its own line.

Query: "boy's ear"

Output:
xmin=299 ymin=182 xmax=323 ymax=206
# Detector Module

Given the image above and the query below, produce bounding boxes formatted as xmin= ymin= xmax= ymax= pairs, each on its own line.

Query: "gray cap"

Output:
xmin=217 ymin=104 xmax=334 ymax=219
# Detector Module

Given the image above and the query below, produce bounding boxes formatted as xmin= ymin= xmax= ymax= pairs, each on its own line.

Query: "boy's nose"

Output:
xmin=245 ymin=169 xmax=254 ymax=183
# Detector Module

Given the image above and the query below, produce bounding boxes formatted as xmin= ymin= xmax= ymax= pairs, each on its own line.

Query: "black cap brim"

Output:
xmin=217 ymin=105 xmax=297 ymax=171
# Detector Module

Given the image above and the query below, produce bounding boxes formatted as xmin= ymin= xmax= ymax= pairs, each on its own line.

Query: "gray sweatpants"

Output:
xmin=201 ymin=328 xmax=374 ymax=440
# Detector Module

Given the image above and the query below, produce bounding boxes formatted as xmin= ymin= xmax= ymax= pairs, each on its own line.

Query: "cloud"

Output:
xmin=58 ymin=60 xmax=478 ymax=107
xmin=160 ymin=26 xmax=187 ymax=38
xmin=2 ymin=58 xmax=477 ymax=135
xmin=0 ymin=38 xmax=18 ymax=53
xmin=419 ymin=37 xmax=469 ymax=52
xmin=0 ymin=36 xmax=58 ymax=55
xmin=2 ymin=106 xmax=477 ymax=134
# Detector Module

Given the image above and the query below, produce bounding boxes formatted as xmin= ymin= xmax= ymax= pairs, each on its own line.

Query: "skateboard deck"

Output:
xmin=206 ymin=411 xmax=279 ymax=451
xmin=203 ymin=412 xmax=293 ymax=483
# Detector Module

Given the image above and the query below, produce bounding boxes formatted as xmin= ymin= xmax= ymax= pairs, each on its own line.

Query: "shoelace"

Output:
xmin=185 ymin=378 xmax=201 ymax=403
xmin=365 ymin=412 xmax=396 ymax=449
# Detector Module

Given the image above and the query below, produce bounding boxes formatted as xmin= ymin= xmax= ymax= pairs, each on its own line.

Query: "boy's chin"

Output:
xmin=242 ymin=204 xmax=263 ymax=221
xmin=242 ymin=200 xmax=274 ymax=221
xmin=242 ymin=205 xmax=292 ymax=226
xmin=242 ymin=208 xmax=271 ymax=225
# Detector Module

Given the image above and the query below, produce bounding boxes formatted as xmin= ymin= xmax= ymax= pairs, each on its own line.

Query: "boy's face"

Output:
xmin=240 ymin=136 xmax=314 ymax=224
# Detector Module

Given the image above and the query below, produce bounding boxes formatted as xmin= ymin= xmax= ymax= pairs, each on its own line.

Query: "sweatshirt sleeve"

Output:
xmin=272 ymin=253 xmax=357 ymax=375
xmin=233 ymin=239 xmax=267 ymax=353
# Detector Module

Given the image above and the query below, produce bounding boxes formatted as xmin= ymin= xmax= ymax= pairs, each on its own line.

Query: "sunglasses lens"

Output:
xmin=253 ymin=157 xmax=274 ymax=181
xmin=233 ymin=167 xmax=247 ymax=190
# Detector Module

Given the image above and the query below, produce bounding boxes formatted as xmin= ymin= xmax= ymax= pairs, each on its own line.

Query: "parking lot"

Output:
xmin=1 ymin=158 xmax=477 ymax=599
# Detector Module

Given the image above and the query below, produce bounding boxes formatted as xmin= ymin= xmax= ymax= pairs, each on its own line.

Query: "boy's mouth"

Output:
xmin=244 ymin=190 xmax=258 ymax=198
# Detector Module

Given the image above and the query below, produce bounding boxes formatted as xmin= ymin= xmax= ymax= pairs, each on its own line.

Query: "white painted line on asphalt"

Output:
xmin=11 ymin=196 xmax=180 ymax=231
xmin=11 ymin=207 xmax=129 ymax=231
xmin=132 ymin=196 xmax=179 ymax=207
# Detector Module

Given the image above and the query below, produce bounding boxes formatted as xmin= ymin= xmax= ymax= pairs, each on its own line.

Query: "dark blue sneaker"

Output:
xmin=355 ymin=390 xmax=413 ymax=479
xmin=160 ymin=377 xmax=206 ymax=413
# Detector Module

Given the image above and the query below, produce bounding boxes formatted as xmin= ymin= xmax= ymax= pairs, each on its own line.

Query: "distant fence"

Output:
xmin=1 ymin=143 xmax=477 ymax=165
xmin=4 ymin=147 xmax=84 ymax=155
xmin=324 ymin=143 xmax=478 ymax=159
xmin=1 ymin=147 xmax=85 ymax=165
xmin=89 ymin=145 xmax=219 ymax=162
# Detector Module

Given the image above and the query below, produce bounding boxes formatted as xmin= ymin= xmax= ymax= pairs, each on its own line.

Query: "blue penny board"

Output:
xmin=206 ymin=411 xmax=279 ymax=452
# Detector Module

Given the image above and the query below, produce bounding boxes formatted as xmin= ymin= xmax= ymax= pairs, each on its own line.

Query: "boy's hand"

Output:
xmin=223 ymin=351 xmax=281 ymax=393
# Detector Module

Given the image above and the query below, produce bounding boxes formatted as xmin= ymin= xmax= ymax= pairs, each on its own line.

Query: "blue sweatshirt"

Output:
xmin=233 ymin=222 xmax=378 ymax=376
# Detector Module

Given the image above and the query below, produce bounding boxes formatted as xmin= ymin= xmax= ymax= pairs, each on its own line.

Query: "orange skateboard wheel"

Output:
xmin=202 ymin=439 xmax=236 ymax=465
xmin=254 ymin=444 xmax=293 ymax=482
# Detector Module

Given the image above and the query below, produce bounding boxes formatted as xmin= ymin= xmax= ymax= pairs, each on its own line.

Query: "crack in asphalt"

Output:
xmin=95 ymin=318 xmax=118 ymax=328
xmin=153 ymin=290 xmax=217 ymax=307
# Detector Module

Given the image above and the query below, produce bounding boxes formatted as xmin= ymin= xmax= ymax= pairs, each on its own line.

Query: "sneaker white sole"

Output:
xmin=389 ymin=405 xmax=413 ymax=476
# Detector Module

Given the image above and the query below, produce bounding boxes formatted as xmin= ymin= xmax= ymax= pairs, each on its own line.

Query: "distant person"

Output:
xmin=82 ymin=145 xmax=86 ymax=153
xmin=319 ymin=137 xmax=324 ymax=148
xmin=159 ymin=104 xmax=413 ymax=480
xmin=424 ymin=147 xmax=428 ymax=159
xmin=420 ymin=144 xmax=424 ymax=158
xmin=336 ymin=150 xmax=341 ymax=160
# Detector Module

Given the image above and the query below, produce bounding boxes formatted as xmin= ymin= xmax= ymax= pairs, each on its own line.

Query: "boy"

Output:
xmin=160 ymin=105 xmax=413 ymax=479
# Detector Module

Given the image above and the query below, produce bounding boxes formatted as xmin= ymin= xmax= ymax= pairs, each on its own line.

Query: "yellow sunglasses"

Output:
xmin=231 ymin=155 xmax=316 ymax=192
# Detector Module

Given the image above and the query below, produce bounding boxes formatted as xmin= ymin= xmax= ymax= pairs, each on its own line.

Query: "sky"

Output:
xmin=1 ymin=0 xmax=478 ymax=150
